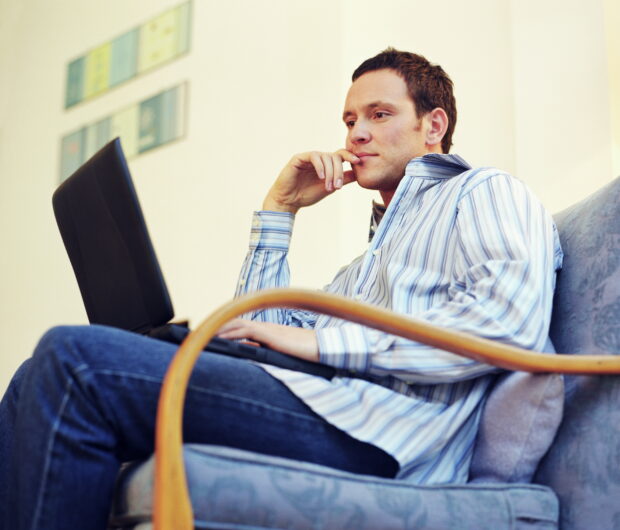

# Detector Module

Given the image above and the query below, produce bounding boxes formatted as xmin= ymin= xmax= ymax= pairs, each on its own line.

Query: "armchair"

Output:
xmin=109 ymin=175 xmax=620 ymax=529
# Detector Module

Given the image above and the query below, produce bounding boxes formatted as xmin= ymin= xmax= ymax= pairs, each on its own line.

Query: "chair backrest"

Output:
xmin=535 ymin=176 xmax=620 ymax=529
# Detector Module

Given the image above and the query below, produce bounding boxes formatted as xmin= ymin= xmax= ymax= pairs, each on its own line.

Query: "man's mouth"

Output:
xmin=355 ymin=153 xmax=378 ymax=163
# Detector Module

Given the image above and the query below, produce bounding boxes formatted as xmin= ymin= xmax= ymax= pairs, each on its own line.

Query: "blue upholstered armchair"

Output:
xmin=109 ymin=176 xmax=620 ymax=530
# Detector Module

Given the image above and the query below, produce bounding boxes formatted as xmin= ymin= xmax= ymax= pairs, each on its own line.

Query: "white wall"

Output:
xmin=604 ymin=0 xmax=620 ymax=175
xmin=0 ymin=0 xmax=615 ymax=393
xmin=511 ymin=0 xmax=613 ymax=212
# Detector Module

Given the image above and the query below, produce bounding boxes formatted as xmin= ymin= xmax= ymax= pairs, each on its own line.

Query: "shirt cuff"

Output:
xmin=249 ymin=211 xmax=295 ymax=250
xmin=316 ymin=325 xmax=371 ymax=372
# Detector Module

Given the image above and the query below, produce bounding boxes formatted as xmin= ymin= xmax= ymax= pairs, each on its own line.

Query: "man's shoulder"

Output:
xmin=417 ymin=154 xmax=515 ymax=190
xmin=455 ymin=165 xmax=513 ymax=182
xmin=450 ymin=165 xmax=520 ymax=195
xmin=408 ymin=154 xmax=529 ymax=202
xmin=446 ymin=166 xmax=549 ymax=215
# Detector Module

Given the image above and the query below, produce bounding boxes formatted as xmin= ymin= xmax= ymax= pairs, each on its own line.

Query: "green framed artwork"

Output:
xmin=64 ymin=1 xmax=191 ymax=109
xmin=60 ymin=83 xmax=188 ymax=181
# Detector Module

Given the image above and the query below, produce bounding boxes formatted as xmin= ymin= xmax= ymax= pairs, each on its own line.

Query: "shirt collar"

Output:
xmin=404 ymin=153 xmax=471 ymax=179
xmin=367 ymin=153 xmax=471 ymax=242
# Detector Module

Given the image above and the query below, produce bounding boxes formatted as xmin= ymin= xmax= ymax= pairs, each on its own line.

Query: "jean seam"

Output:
xmin=30 ymin=376 xmax=76 ymax=530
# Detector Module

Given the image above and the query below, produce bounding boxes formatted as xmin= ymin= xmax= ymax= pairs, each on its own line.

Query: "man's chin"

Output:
xmin=355 ymin=180 xmax=380 ymax=191
xmin=352 ymin=167 xmax=403 ymax=196
xmin=352 ymin=167 xmax=370 ymax=185
xmin=353 ymin=170 xmax=383 ymax=191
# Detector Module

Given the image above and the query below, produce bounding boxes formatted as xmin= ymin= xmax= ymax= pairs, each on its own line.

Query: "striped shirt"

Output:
xmin=235 ymin=153 xmax=563 ymax=484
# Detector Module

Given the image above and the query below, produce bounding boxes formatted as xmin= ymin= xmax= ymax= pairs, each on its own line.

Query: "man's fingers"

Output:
xmin=309 ymin=152 xmax=325 ymax=180
xmin=292 ymin=149 xmax=359 ymax=195
xmin=335 ymin=149 xmax=361 ymax=165
xmin=320 ymin=151 xmax=358 ymax=191
xmin=331 ymin=153 xmax=344 ymax=189
xmin=321 ymin=152 xmax=336 ymax=191
xmin=334 ymin=150 xmax=360 ymax=188
xmin=217 ymin=319 xmax=253 ymax=339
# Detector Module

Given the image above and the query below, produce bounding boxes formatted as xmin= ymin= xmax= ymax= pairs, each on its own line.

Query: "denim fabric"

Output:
xmin=0 ymin=325 xmax=396 ymax=530
xmin=0 ymin=359 xmax=30 ymax=524
xmin=110 ymin=445 xmax=559 ymax=530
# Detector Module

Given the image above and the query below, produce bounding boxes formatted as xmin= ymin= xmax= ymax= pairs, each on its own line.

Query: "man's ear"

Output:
xmin=425 ymin=108 xmax=448 ymax=150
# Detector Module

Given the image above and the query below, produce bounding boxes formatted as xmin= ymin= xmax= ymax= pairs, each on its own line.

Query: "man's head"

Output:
xmin=342 ymin=49 xmax=456 ymax=204
xmin=352 ymin=48 xmax=457 ymax=154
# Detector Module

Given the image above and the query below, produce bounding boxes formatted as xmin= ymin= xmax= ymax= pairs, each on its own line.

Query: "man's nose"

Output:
xmin=350 ymin=122 xmax=371 ymax=144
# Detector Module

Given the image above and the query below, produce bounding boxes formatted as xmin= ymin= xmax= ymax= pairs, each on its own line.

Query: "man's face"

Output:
xmin=343 ymin=69 xmax=430 ymax=203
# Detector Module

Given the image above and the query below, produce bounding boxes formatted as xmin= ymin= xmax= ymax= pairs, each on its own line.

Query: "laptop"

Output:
xmin=52 ymin=138 xmax=335 ymax=379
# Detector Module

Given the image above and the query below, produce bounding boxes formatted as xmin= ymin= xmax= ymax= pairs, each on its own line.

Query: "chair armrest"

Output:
xmin=153 ymin=287 xmax=620 ymax=529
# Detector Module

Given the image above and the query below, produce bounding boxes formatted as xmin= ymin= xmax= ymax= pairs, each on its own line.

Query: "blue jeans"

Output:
xmin=0 ymin=325 xmax=397 ymax=530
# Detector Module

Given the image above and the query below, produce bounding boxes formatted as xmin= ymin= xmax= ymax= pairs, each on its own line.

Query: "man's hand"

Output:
xmin=263 ymin=150 xmax=360 ymax=214
xmin=217 ymin=319 xmax=319 ymax=362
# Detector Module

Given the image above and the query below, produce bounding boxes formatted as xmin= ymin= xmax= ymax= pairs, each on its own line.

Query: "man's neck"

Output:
xmin=379 ymin=190 xmax=395 ymax=207
xmin=380 ymin=149 xmax=446 ymax=207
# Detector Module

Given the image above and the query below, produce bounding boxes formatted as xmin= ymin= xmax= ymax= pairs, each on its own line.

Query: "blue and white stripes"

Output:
xmin=235 ymin=153 xmax=563 ymax=484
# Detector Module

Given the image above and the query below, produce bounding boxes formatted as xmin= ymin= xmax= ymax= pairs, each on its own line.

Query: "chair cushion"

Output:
xmin=109 ymin=444 xmax=559 ymax=530
xmin=535 ymin=176 xmax=620 ymax=529
xmin=469 ymin=370 xmax=564 ymax=483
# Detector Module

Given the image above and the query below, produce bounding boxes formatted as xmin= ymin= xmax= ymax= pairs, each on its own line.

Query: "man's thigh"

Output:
xmin=32 ymin=325 xmax=397 ymax=476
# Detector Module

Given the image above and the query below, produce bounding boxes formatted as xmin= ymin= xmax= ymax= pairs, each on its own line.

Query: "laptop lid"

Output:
xmin=52 ymin=137 xmax=174 ymax=333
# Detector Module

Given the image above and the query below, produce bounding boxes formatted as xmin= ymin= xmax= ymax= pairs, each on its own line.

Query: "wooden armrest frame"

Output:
xmin=153 ymin=288 xmax=620 ymax=529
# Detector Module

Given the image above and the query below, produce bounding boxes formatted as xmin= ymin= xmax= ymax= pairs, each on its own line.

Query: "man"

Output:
xmin=0 ymin=48 xmax=562 ymax=530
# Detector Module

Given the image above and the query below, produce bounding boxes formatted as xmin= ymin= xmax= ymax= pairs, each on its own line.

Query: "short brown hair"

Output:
xmin=352 ymin=48 xmax=457 ymax=153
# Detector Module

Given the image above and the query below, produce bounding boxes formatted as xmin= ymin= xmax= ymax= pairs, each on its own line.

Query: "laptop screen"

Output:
xmin=52 ymin=138 xmax=174 ymax=333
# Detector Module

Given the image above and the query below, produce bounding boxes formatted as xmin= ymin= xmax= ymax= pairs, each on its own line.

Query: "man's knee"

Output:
xmin=36 ymin=325 xmax=89 ymax=355
xmin=2 ymin=328 xmax=93 ymax=415
xmin=37 ymin=325 xmax=81 ymax=347
xmin=32 ymin=325 xmax=113 ymax=375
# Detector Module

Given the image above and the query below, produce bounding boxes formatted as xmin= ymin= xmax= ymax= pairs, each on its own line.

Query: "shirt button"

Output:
xmin=372 ymin=249 xmax=380 ymax=256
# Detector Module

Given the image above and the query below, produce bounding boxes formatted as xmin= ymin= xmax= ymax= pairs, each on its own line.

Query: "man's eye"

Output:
xmin=346 ymin=120 xmax=356 ymax=128
xmin=374 ymin=111 xmax=388 ymax=119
